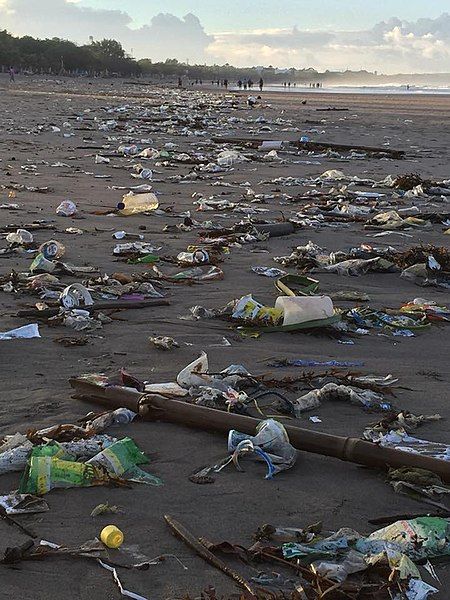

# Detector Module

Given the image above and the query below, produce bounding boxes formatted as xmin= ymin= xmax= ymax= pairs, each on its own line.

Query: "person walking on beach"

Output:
xmin=224 ymin=78 xmax=228 ymax=89
xmin=259 ymin=77 xmax=263 ymax=92
xmin=9 ymin=67 xmax=15 ymax=82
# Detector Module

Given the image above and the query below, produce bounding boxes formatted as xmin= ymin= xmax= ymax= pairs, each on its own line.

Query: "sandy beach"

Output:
xmin=0 ymin=76 xmax=449 ymax=599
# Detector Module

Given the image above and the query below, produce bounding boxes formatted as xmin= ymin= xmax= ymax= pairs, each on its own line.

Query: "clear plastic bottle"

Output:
xmin=117 ymin=192 xmax=159 ymax=216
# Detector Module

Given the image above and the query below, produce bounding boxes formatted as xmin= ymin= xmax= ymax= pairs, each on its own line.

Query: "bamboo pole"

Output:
xmin=70 ymin=378 xmax=450 ymax=482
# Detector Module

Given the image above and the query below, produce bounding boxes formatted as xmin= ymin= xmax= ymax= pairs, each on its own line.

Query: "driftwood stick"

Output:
xmin=164 ymin=515 xmax=257 ymax=597
xmin=17 ymin=299 xmax=170 ymax=319
xmin=210 ymin=136 xmax=404 ymax=158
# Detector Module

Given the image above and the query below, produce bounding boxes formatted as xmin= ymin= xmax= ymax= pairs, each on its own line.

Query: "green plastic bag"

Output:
xmin=87 ymin=437 xmax=162 ymax=486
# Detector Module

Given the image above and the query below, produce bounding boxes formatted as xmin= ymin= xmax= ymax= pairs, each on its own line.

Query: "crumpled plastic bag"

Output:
xmin=324 ymin=257 xmax=397 ymax=276
xmin=217 ymin=150 xmax=249 ymax=168
xmin=367 ymin=430 xmax=450 ymax=461
xmin=231 ymin=294 xmax=283 ymax=326
xmin=228 ymin=419 xmax=297 ymax=478
xmin=0 ymin=324 xmax=41 ymax=340
xmin=293 ymin=383 xmax=392 ymax=418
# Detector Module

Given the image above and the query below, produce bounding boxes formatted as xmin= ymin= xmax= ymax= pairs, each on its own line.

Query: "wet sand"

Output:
xmin=0 ymin=76 xmax=449 ymax=599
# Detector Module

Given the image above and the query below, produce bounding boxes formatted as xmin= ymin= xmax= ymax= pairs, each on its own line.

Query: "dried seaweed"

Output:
xmin=393 ymin=173 xmax=431 ymax=191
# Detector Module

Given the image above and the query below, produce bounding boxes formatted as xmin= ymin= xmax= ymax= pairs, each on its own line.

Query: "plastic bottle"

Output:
xmin=100 ymin=525 xmax=124 ymax=549
xmin=117 ymin=192 xmax=159 ymax=216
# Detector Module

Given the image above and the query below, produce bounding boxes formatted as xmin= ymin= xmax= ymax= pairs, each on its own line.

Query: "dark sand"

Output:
xmin=0 ymin=76 xmax=449 ymax=598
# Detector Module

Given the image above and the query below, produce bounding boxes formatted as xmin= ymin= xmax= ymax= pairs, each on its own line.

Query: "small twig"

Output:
xmin=0 ymin=507 xmax=37 ymax=538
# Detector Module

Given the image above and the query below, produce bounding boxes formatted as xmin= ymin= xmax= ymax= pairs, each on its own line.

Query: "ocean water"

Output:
xmin=234 ymin=84 xmax=450 ymax=95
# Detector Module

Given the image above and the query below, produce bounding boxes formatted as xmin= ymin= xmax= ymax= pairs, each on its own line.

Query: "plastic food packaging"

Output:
xmin=95 ymin=155 xmax=110 ymax=164
xmin=275 ymin=296 xmax=334 ymax=326
xmin=56 ymin=200 xmax=77 ymax=216
xmin=217 ymin=150 xmax=248 ymax=168
xmin=86 ymin=437 xmax=162 ymax=486
xmin=101 ymin=525 xmax=124 ymax=549
xmin=176 ymin=249 xmax=209 ymax=265
xmin=0 ymin=493 xmax=49 ymax=515
xmin=232 ymin=294 xmax=283 ymax=326
xmin=89 ymin=408 xmax=137 ymax=430
xmin=0 ymin=441 xmax=34 ymax=474
xmin=118 ymin=144 xmax=139 ymax=156
xmin=20 ymin=456 xmax=107 ymax=494
xmin=117 ymin=192 xmax=159 ymax=216
xmin=312 ymin=550 xmax=367 ymax=583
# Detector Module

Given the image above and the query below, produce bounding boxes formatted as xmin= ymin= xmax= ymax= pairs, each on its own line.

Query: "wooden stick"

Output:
xmin=17 ymin=299 xmax=170 ymax=319
xmin=0 ymin=506 xmax=36 ymax=538
xmin=164 ymin=515 xmax=257 ymax=597
xmin=210 ymin=136 xmax=405 ymax=158
xmin=369 ymin=511 xmax=450 ymax=526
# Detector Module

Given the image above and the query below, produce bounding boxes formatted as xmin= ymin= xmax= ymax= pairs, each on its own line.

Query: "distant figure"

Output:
xmin=406 ymin=84 xmax=410 ymax=91
xmin=243 ymin=80 xmax=248 ymax=90
xmin=248 ymin=79 xmax=253 ymax=89
xmin=237 ymin=80 xmax=242 ymax=89
xmin=283 ymin=82 xmax=287 ymax=89
xmin=293 ymin=82 xmax=296 ymax=87
xmin=199 ymin=79 xmax=203 ymax=85
xmin=9 ymin=67 xmax=15 ymax=82
xmin=259 ymin=77 xmax=264 ymax=92
xmin=288 ymin=81 xmax=291 ymax=89
xmin=224 ymin=78 xmax=228 ymax=89
xmin=178 ymin=77 xmax=182 ymax=87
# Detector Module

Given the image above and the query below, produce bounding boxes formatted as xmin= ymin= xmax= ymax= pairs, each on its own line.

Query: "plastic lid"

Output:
xmin=100 ymin=525 xmax=124 ymax=549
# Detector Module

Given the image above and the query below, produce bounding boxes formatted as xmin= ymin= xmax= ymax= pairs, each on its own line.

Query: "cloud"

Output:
xmin=0 ymin=0 xmax=211 ymax=62
xmin=0 ymin=0 xmax=449 ymax=73
xmin=207 ymin=14 xmax=450 ymax=73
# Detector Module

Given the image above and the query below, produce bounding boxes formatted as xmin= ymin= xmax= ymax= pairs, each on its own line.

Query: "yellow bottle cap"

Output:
xmin=100 ymin=525 xmax=124 ymax=549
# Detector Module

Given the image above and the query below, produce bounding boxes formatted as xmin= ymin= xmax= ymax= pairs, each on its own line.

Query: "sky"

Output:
xmin=1 ymin=0 xmax=450 ymax=73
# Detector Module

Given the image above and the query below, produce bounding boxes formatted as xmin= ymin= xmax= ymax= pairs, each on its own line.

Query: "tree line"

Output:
xmin=0 ymin=29 xmax=383 ymax=85
xmin=0 ymin=31 xmax=138 ymax=75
